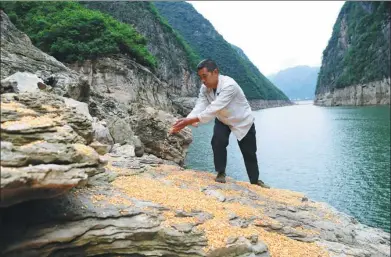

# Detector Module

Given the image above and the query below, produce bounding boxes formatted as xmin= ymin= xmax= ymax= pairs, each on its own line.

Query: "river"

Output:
xmin=185 ymin=102 xmax=390 ymax=233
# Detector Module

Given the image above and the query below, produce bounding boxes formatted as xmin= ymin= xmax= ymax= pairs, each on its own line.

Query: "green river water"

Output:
xmin=185 ymin=103 xmax=390 ymax=232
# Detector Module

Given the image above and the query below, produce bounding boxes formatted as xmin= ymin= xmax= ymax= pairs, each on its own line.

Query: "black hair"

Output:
xmin=197 ymin=59 xmax=218 ymax=72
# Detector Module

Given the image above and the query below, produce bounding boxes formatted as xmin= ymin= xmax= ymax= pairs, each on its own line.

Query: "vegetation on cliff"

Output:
xmin=0 ymin=2 xmax=157 ymax=68
xmin=146 ymin=3 xmax=201 ymax=68
xmin=316 ymin=2 xmax=390 ymax=94
xmin=80 ymin=1 xmax=201 ymax=70
xmin=153 ymin=2 xmax=289 ymax=101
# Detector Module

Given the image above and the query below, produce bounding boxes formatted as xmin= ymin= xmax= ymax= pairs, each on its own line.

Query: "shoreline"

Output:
xmin=182 ymin=166 xmax=391 ymax=235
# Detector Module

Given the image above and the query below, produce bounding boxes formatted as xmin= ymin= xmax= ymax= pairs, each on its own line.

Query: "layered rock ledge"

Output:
xmin=1 ymin=154 xmax=389 ymax=256
xmin=0 ymin=92 xmax=105 ymax=207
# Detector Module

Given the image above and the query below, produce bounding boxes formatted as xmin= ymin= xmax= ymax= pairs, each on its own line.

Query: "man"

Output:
xmin=170 ymin=59 xmax=269 ymax=188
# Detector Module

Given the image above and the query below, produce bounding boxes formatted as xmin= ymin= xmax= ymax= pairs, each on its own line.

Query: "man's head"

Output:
xmin=197 ymin=59 xmax=219 ymax=89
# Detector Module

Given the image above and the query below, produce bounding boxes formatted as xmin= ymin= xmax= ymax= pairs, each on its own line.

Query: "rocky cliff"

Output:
xmin=315 ymin=2 xmax=390 ymax=106
xmin=315 ymin=78 xmax=390 ymax=106
xmin=80 ymin=1 xmax=199 ymax=98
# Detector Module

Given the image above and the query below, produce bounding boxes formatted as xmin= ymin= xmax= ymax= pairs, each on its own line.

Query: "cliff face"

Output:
xmin=315 ymin=2 xmax=390 ymax=106
xmin=81 ymin=1 xmax=199 ymax=98
xmin=0 ymin=7 xmax=171 ymax=112
xmin=315 ymin=78 xmax=390 ymax=106
xmin=67 ymin=57 xmax=174 ymax=113
xmin=153 ymin=2 xmax=290 ymax=102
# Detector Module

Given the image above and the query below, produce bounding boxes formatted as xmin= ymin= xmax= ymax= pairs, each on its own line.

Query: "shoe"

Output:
xmin=215 ymin=172 xmax=226 ymax=183
xmin=252 ymin=180 xmax=270 ymax=188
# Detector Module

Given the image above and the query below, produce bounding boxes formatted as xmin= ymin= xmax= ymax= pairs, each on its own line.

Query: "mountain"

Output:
xmin=154 ymin=1 xmax=289 ymax=101
xmin=268 ymin=66 xmax=320 ymax=100
xmin=315 ymin=2 xmax=390 ymax=106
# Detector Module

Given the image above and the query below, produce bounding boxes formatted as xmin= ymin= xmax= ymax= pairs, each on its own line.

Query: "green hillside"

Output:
xmin=316 ymin=2 xmax=390 ymax=94
xmin=80 ymin=1 xmax=201 ymax=70
xmin=0 ymin=1 xmax=156 ymax=68
xmin=154 ymin=2 xmax=289 ymax=101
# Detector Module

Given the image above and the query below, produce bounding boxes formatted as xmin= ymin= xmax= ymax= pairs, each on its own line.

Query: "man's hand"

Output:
xmin=170 ymin=117 xmax=199 ymax=134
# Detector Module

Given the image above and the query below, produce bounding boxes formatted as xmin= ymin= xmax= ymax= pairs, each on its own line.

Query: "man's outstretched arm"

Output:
xmin=170 ymin=87 xmax=208 ymax=133
xmin=171 ymin=84 xmax=237 ymax=133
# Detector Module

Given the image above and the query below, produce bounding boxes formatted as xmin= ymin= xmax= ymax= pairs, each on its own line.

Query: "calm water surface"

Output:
xmin=185 ymin=103 xmax=390 ymax=232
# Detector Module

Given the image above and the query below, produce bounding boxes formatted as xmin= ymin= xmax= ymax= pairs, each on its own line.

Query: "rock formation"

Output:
xmin=0 ymin=92 xmax=106 ymax=207
xmin=315 ymin=78 xmax=390 ymax=106
xmin=0 ymin=9 xmax=192 ymax=165
xmin=129 ymin=105 xmax=192 ymax=166
xmin=67 ymin=57 xmax=174 ymax=113
xmin=315 ymin=2 xmax=390 ymax=106
xmin=1 ymin=150 xmax=389 ymax=256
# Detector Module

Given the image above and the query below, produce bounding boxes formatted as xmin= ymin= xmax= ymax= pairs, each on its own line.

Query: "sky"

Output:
xmin=190 ymin=1 xmax=345 ymax=76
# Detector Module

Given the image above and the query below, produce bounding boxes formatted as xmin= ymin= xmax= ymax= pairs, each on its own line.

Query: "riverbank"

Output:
xmin=249 ymin=99 xmax=293 ymax=110
xmin=315 ymin=78 xmax=390 ymax=106
xmin=2 ymin=153 xmax=390 ymax=257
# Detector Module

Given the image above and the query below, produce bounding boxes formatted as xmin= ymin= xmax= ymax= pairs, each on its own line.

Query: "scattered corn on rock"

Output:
xmin=111 ymin=163 xmax=331 ymax=256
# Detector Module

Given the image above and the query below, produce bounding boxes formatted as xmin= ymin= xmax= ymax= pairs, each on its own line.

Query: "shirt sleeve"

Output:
xmin=187 ymin=86 xmax=209 ymax=119
xmin=197 ymin=84 xmax=237 ymax=123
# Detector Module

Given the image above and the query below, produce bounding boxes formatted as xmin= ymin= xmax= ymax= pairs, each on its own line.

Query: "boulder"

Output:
xmin=111 ymin=144 xmax=135 ymax=157
xmin=91 ymin=117 xmax=114 ymax=148
xmin=63 ymin=97 xmax=93 ymax=121
xmin=130 ymin=106 xmax=192 ymax=165
xmin=89 ymin=140 xmax=111 ymax=155
xmin=0 ymin=72 xmax=43 ymax=93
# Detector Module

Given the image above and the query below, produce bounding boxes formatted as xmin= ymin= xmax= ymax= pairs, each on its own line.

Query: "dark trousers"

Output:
xmin=211 ymin=118 xmax=259 ymax=183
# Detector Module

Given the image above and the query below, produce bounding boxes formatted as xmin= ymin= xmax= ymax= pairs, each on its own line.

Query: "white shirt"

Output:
xmin=187 ymin=74 xmax=254 ymax=141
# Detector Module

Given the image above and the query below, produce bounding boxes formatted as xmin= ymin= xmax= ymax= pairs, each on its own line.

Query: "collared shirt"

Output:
xmin=187 ymin=74 xmax=254 ymax=141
